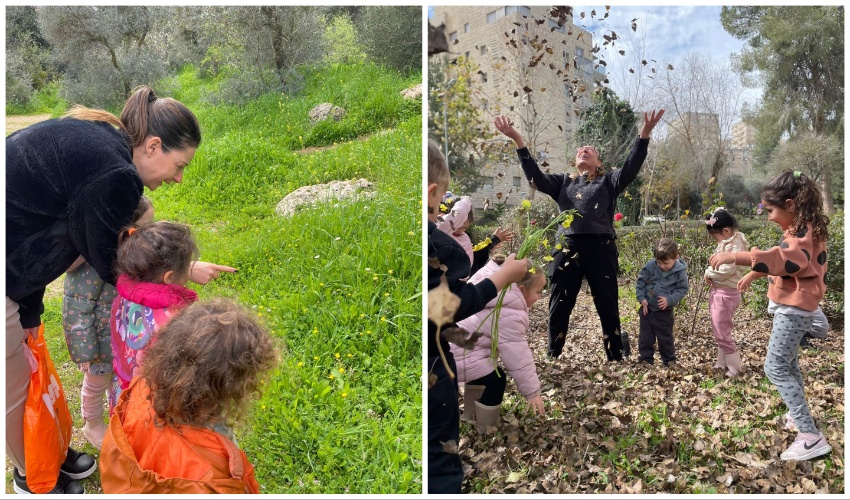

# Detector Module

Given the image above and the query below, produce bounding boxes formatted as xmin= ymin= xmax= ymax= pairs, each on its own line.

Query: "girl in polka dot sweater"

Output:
xmin=709 ymin=169 xmax=830 ymax=462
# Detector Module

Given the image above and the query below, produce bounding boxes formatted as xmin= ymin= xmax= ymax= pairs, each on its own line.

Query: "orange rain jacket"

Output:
xmin=99 ymin=377 xmax=260 ymax=494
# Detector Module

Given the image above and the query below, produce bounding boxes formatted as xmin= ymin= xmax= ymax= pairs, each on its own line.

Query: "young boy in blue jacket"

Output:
xmin=636 ymin=237 xmax=689 ymax=368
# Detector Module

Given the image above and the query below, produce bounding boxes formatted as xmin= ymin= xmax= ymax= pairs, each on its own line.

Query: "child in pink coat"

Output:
xmin=438 ymin=193 xmax=515 ymax=276
xmin=109 ymin=221 xmax=199 ymax=411
xmin=452 ymin=256 xmax=547 ymax=433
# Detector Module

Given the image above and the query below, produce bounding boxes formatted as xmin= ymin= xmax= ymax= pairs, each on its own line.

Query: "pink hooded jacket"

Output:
xmin=437 ymin=196 xmax=474 ymax=267
xmin=110 ymin=275 xmax=197 ymax=410
xmin=452 ymin=260 xmax=541 ymax=399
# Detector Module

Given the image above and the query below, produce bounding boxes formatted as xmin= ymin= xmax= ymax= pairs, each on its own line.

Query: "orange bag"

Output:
xmin=22 ymin=324 xmax=73 ymax=493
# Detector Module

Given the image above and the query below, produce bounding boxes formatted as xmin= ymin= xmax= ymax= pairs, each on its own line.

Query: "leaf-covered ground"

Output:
xmin=459 ymin=286 xmax=844 ymax=494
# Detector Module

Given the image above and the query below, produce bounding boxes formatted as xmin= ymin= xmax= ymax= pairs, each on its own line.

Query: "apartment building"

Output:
xmin=727 ymin=121 xmax=756 ymax=176
xmin=430 ymin=6 xmax=601 ymax=209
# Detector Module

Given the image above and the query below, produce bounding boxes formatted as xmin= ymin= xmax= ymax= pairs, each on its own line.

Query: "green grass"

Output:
xmin=14 ymin=63 xmax=422 ymax=494
xmin=5 ymin=82 xmax=68 ymax=116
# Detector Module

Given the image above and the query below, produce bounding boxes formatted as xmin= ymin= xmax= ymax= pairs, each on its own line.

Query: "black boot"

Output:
xmin=620 ymin=330 xmax=631 ymax=358
xmin=603 ymin=331 xmax=623 ymax=361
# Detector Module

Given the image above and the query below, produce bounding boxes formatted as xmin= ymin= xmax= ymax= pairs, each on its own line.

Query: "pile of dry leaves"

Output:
xmin=458 ymin=288 xmax=844 ymax=494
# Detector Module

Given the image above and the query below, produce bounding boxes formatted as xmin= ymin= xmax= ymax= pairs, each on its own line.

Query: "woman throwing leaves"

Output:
xmin=494 ymin=109 xmax=664 ymax=362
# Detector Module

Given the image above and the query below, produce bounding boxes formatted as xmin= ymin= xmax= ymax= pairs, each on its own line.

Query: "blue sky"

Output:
xmin=429 ymin=5 xmax=762 ymax=105
xmin=571 ymin=6 xmax=747 ymax=67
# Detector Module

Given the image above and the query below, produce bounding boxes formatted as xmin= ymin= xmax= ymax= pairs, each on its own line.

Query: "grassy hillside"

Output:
xmin=8 ymin=63 xmax=422 ymax=494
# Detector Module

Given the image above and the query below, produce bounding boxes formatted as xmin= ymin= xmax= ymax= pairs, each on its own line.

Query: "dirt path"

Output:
xmin=6 ymin=113 xmax=52 ymax=135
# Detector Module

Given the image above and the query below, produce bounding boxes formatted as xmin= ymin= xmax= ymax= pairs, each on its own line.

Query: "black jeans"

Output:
xmin=427 ymin=354 xmax=463 ymax=493
xmin=467 ymin=367 xmax=507 ymax=406
xmin=547 ymin=234 xmax=623 ymax=360
xmin=638 ymin=308 xmax=676 ymax=364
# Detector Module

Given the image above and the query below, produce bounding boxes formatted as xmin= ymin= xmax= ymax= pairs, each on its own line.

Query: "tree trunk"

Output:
xmin=819 ymin=176 xmax=835 ymax=214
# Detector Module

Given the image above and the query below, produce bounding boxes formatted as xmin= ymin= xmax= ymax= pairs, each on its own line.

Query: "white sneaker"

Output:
xmin=780 ymin=432 xmax=832 ymax=461
xmin=784 ymin=412 xmax=798 ymax=431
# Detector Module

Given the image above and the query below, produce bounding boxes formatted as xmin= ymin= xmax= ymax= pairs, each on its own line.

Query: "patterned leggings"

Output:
xmin=764 ymin=312 xmax=817 ymax=434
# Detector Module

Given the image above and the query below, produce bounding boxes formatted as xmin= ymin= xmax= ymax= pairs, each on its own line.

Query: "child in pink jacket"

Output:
xmin=109 ymin=221 xmax=199 ymax=411
xmin=438 ymin=193 xmax=515 ymax=277
xmin=452 ymin=256 xmax=547 ymax=433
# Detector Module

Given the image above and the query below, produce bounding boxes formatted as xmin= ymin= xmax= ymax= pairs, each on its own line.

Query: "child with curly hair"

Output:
xmin=711 ymin=169 xmax=831 ymax=461
xmin=100 ymin=299 xmax=278 ymax=493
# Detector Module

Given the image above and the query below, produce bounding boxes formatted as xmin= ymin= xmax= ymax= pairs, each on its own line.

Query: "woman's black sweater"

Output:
xmin=7 ymin=118 xmax=143 ymax=328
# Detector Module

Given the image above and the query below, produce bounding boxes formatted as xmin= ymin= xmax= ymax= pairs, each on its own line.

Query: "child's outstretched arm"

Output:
xmin=709 ymin=249 xmax=753 ymax=270
xmin=738 ymin=271 xmax=767 ymax=292
xmin=190 ymin=261 xmax=237 ymax=284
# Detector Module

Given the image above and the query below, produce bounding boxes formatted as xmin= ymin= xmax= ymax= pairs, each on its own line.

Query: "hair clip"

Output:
xmin=793 ymin=170 xmax=802 ymax=178
xmin=128 ymin=227 xmax=137 ymax=235
xmin=705 ymin=216 xmax=718 ymax=226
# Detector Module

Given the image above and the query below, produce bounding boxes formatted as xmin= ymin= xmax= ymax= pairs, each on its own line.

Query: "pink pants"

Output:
xmin=708 ymin=285 xmax=741 ymax=354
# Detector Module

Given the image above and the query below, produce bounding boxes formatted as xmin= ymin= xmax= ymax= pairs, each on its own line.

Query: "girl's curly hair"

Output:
xmin=762 ymin=169 xmax=829 ymax=243
xmin=140 ymin=299 xmax=279 ymax=429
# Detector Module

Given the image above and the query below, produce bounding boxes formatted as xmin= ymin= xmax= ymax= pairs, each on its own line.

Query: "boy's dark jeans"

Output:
xmin=638 ymin=308 xmax=676 ymax=364
xmin=427 ymin=354 xmax=463 ymax=494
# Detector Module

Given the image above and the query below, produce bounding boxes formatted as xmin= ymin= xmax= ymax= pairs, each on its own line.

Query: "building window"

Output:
xmin=480 ymin=72 xmax=488 ymax=83
xmin=448 ymin=31 xmax=458 ymax=43
xmin=576 ymin=47 xmax=584 ymax=58
xmin=480 ymin=44 xmax=488 ymax=55
xmin=481 ymin=99 xmax=490 ymax=110
xmin=486 ymin=9 xmax=503 ymax=23
xmin=506 ymin=6 xmax=531 ymax=17
xmin=513 ymin=176 xmax=522 ymax=187
xmin=464 ymin=22 xmax=470 ymax=33
xmin=548 ymin=18 xmax=565 ymax=33
xmin=482 ymin=176 xmax=495 ymax=189
xmin=464 ymin=51 xmax=470 ymax=59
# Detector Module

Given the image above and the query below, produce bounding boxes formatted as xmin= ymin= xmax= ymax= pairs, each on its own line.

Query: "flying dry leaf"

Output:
xmin=441 ymin=440 xmax=458 ymax=454
xmin=619 ymin=50 xmax=625 ymax=56
xmin=428 ymin=277 xmax=460 ymax=327
xmin=629 ymin=68 xmax=635 ymax=73
xmin=641 ymin=59 xmax=648 ymax=65
xmin=558 ymin=125 xmax=563 ymax=131
xmin=667 ymin=64 xmax=674 ymax=70
xmin=442 ymin=327 xmax=482 ymax=349
xmin=523 ymin=86 xmax=532 ymax=93
xmin=496 ymin=192 xmax=503 ymax=199
xmin=497 ymin=172 xmax=504 ymax=178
